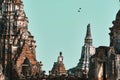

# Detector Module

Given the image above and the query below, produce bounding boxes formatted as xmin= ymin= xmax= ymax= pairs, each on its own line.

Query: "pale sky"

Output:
xmin=23 ymin=0 xmax=119 ymax=74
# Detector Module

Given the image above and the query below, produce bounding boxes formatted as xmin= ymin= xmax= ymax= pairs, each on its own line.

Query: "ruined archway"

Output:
xmin=16 ymin=44 xmax=37 ymax=77
xmin=22 ymin=58 xmax=31 ymax=77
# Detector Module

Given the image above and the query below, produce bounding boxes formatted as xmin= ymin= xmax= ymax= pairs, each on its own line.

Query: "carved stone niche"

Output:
xmin=16 ymin=44 xmax=37 ymax=77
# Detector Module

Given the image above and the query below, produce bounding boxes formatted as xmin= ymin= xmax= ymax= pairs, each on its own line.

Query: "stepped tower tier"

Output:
xmin=109 ymin=10 xmax=120 ymax=53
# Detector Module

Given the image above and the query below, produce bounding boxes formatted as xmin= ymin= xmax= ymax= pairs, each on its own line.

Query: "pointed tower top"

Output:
xmin=58 ymin=52 xmax=63 ymax=63
xmin=85 ymin=24 xmax=92 ymax=39
xmin=85 ymin=24 xmax=92 ymax=45
xmin=59 ymin=52 xmax=62 ymax=56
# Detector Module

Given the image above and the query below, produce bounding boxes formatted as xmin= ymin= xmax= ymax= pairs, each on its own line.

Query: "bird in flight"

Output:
xmin=78 ymin=8 xmax=81 ymax=12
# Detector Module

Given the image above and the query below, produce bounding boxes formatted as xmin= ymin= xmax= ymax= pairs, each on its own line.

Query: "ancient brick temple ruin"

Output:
xmin=51 ymin=52 xmax=66 ymax=76
xmin=68 ymin=10 xmax=120 ymax=80
xmin=1 ymin=0 xmax=120 ymax=80
xmin=0 ymin=0 xmax=42 ymax=79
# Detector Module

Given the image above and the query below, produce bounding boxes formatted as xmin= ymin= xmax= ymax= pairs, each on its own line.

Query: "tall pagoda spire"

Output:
xmin=109 ymin=10 xmax=120 ymax=80
xmin=68 ymin=24 xmax=95 ymax=78
xmin=85 ymin=24 xmax=92 ymax=45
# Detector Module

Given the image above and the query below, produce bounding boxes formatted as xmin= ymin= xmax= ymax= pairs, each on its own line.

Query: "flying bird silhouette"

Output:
xmin=78 ymin=8 xmax=81 ymax=12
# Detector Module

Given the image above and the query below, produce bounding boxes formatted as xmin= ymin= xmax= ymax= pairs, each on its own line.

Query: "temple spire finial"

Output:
xmin=85 ymin=24 xmax=92 ymax=45
xmin=58 ymin=52 xmax=63 ymax=63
